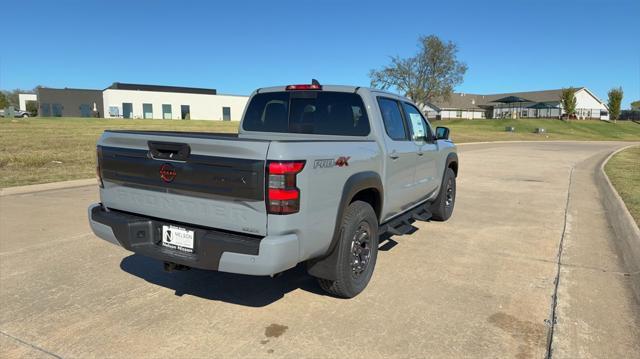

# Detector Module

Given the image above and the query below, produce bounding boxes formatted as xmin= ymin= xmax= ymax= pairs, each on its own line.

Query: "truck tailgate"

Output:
xmin=98 ymin=131 xmax=270 ymax=236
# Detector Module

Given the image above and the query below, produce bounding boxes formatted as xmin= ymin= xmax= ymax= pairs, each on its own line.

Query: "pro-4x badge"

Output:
xmin=335 ymin=156 xmax=350 ymax=167
xmin=313 ymin=156 xmax=351 ymax=169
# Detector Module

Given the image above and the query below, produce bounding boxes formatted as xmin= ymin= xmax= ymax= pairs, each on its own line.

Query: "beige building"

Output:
xmin=102 ymin=83 xmax=248 ymax=121
xmin=33 ymin=82 xmax=249 ymax=121
xmin=425 ymin=87 xmax=609 ymax=120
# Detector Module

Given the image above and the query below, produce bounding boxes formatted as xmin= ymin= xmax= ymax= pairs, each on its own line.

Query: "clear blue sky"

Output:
xmin=2 ymin=0 xmax=639 ymax=108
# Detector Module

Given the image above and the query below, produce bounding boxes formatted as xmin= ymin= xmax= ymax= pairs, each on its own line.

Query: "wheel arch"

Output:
xmin=446 ymin=152 xmax=459 ymax=177
xmin=306 ymin=171 xmax=383 ymax=280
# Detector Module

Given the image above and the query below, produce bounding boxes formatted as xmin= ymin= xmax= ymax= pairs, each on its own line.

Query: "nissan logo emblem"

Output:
xmin=159 ymin=163 xmax=177 ymax=183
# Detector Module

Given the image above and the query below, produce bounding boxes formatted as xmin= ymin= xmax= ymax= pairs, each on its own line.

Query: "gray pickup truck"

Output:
xmin=88 ymin=82 xmax=458 ymax=297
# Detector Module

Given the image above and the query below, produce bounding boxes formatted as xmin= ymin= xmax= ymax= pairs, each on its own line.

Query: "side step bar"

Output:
xmin=412 ymin=207 xmax=432 ymax=221
xmin=379 ymin=203 xmax=432 ymax=236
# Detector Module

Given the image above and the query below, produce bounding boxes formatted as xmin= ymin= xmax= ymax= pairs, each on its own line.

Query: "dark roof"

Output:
xmin=37 ymin=87 xmax=102 ymax=92
xmin=107 ymin=82 xmax=217 ymax=95
xmin=427 ymin=93 xmax=487 ymax=110
xmin=37 ymin=87 xmax=103 ymax=95
xmin=430 ymin=88 xmax=584 ymax=109
xmin=483 ymin=89 xmax=569 ymax=104
xmin=491 ymin=95 xmax=533 ymax=103
xmin=528 ymin=102 xmax=559 ymax=109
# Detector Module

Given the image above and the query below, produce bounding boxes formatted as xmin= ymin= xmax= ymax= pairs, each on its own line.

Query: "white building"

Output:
xmin=18 ymin=93 xmax=37 ymax=111
xmin=102 ymin=83 xmax=248 ymax=121
xmin=425 ymin=87 xmax=609 ymax=120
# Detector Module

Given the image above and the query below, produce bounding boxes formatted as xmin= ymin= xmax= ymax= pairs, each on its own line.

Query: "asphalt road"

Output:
xmin=1 ymin=142 xmax=639 ymax=358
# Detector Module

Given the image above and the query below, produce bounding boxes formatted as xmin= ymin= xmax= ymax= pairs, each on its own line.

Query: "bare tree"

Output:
xmin=369 ymin=35 xmax=467 ymax=106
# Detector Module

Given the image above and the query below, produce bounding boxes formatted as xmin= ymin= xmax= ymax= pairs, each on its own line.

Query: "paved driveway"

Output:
xmin=1 ymin=142 xmax=638 ymax=358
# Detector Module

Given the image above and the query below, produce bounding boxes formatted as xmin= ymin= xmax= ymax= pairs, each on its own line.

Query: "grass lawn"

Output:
xmin=604 ymin=145 xmax=640 ymax=226
xmin=1 ymin=117 xmax=639 ymax=188
xmin=0 ymin=118 xmax=238 ymax=188
xmin=444 ymin=118 xmax=640 ymax=143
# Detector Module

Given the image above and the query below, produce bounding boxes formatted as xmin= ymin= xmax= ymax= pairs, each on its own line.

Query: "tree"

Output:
xmin=5 ymin=89 xmax=21 ymax=108
xmin=26 ymin=101 xmax=38 ymax=116
xmin=607 ymin=87 xmax=623 ymax=122
xmin=369 ymin=35 xmax=467 ymax=106
xmin=630 ymin=100 xmax=640 ymax=110
xmin=0 ymin=92 xmax=8 ymax=109
xmin=560 ymin=87 xmax=577 ymax=119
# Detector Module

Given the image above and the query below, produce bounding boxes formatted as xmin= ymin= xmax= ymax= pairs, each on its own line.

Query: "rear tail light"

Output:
xmin=266 ymin=161 xmax=305 ymax=214
xmin=96 ymin=146 xmax=104 ymax=188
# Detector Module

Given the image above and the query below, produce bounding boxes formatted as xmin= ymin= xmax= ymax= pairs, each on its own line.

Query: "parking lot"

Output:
xmin=1 ymin=142 xmax=638 ymax=358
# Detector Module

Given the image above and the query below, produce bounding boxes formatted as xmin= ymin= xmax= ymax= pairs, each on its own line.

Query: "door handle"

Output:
xmin=148 ymin=141 xmax=191 ymax=161
xmin=389 ymin=152 xmax=399 ymax=160
xmin=417 ymin=152 xmax=424 ymax=156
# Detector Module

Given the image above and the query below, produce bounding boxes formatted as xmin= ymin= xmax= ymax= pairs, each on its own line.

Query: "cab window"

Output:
xmin=402 ymin=102 xmax=433 ymax=141
xmin=377 ymin=98 xmax=408 ymax=141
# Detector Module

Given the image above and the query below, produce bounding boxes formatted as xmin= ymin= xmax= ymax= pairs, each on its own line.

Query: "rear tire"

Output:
xmin=317 ymin=201 xmax=379 ymax=298
xmin=430 ymin=167 xmax=456 ymax=221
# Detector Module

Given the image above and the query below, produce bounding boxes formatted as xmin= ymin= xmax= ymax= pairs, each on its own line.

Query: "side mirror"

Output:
xmin=435 ymin=126 xmax=450 ymax=140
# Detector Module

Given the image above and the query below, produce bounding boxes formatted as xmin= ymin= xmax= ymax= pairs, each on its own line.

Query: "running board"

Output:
xmin=379 ymin=203 xmax=432 ymax=236
xmin=385 ymin=221 xmax=414 ymax=235
xmin=412 ymin=208 xmax=432 ymax=222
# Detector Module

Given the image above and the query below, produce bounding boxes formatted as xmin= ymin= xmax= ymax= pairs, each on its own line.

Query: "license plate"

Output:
xmin=161 ymin=225 xmax=194 ymax=253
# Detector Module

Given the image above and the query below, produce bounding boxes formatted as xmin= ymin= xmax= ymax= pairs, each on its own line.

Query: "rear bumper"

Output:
xmin=88 ymin=203 xmax=299 ymax=276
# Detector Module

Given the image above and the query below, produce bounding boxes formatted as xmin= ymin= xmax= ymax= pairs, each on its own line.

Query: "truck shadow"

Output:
xmin=119 ymin=233 xmax=407 ymax=307
xmin=119 ymin=254 xmax=327 ymax=307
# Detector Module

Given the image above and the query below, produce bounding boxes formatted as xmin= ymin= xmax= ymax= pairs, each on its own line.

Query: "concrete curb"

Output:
xmin=0 ymin=178 xmax=96 ymax=196
xmin=596 ymin=145 xmax=640 ymax=302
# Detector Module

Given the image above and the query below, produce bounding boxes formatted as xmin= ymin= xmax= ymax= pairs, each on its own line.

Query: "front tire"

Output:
xmin=317 ymin=201 xmax=379 ymax=298
xmin=430 ymin=167 xmax=456 ymax=221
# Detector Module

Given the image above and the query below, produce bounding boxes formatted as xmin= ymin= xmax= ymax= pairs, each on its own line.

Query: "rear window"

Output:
xmin=242 ymin=91 xmax=370 ymax=136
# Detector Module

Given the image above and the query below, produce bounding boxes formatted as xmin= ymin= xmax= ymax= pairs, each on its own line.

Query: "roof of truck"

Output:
xmin=253 ymin=85 xmax=409 ymax=101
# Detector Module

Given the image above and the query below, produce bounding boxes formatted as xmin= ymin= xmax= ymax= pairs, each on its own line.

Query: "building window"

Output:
xmin=181 ymin=105 xmax=190 ymax=120
xmin=222 ymin=107 xmax=231 ymax=121
xmin=521 ymin=110 xmax=528 ymax=117
xmin=122 ymin=103 xmax=133 ymax=119
xmin=79 ymin=104 xmax=91 ymax=117
xmin=143 ymin=103 xmax=153 ymax=119
xmin=40 ymin=103 xmax=51 ymax=117
xmin=52 ymin=103 xmax=63 ymax=117
xmin=600 ymin=110 xmax=609 ymax=117
xmin=456 ymin=110 xmax=462 ymax=118
xmin=109 ymin=106 xmax=120 ymax=117
xmin=162 ymin=104 xmax=172 ymax=120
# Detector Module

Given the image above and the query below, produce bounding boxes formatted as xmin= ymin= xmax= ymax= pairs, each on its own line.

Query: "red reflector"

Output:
xmin=268 ymin=161 xmax=305 ymax=175
xmin=268 ymin=188 xmax=299 ymax=201
xmin=286 ymin=84 xmax=322 ymax=91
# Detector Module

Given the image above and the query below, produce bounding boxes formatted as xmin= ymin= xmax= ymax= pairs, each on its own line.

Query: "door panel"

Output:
xmin=402 ymin=102 xmax=439 ymax=196
xmin=377 ymin=97 xmax=417 ymax=219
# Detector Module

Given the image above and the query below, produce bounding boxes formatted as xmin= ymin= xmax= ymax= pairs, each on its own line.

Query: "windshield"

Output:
xmin=242 ymin=91 xmax=370 ymax=136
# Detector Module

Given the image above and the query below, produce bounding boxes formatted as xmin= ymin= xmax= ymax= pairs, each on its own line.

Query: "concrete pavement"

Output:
xmin=1 ymin=142 xmax=638 ymax=358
